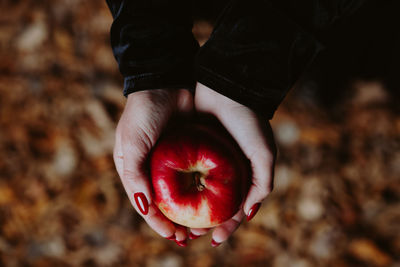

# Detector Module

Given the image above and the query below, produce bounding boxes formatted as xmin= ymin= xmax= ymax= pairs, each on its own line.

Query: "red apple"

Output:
xmin=150 ymin=121 xmax=250 ymax=228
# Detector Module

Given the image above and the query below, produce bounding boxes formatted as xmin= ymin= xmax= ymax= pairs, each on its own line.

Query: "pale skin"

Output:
xmin=113 ymin=82 xmax=276 ymax=245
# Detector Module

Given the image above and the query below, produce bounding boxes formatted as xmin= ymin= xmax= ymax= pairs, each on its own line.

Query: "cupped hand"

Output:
xmin=114 ymin=89 xmax=193 ymax=245
xmin=193 ymin=83 xmax=276 ymax=246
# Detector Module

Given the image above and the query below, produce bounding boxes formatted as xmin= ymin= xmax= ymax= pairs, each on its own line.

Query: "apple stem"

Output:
xmin=194 ymin=172 xmax=205 ymax=191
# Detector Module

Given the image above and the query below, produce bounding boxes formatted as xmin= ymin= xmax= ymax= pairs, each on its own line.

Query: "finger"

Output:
xmin=119 ymin=127 xmax=177 ymax=238
xmin=121 ymin=124 xmax=154 ymax=208
xmin=189 ymin=228 xmax=210 ymax=240
xmin=174 ymin=224 xmax=188 ymax=247
xmin=211 ymin=210 xmax=245 ymax=247
xmin=119 ymin=167 xmax=177 ymax=238
xmin=143 ymin=204 xmax=177 ymax=238
xmin=216 ymin=113 xmax=276 ymax=221
xmin=243 ymin=148 xmax=275 ymax=219
xmin=117 ymin=155 xmax=177 ymax=238
xmin=241 ymin=124 xmax=275 ymax=221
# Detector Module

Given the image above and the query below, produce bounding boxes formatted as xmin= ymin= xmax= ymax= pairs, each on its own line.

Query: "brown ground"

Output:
xmin=1 ymin=1 xmax=399 ymax=266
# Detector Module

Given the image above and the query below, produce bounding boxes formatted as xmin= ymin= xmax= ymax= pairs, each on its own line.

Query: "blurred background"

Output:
xmin=0 ymin=0 xmax=399 ymax=266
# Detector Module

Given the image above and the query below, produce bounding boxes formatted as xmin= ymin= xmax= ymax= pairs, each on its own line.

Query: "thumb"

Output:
xmin=120 ymin=127 xmax=154 ymax=216
xmin=242 ymin=123 xmax=276 ymax=221
xmin=216 ymin=112 xmax=276 ymax=221
xmin=119 ymin=130 xmax=178 ymax=238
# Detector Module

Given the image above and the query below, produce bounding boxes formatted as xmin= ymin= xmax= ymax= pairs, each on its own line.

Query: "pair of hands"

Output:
xmin=114 ymin=83 xmax=276 ymax=247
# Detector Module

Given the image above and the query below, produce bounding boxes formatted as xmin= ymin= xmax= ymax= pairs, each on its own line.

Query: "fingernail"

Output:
xmin=189 ymin=232 xmax=200 ymax=240
xmin=211 ymin=239 xmax=221 ymax=247
xmin=133 ymin=192 xmax=149 ymax=215
xmin=165 ymin=234 xmax=175 ymax=241
xmin=175 ymin=239 xmax=187 ymax=247
xmin=246 ymin=203 xmax=261 ymax=221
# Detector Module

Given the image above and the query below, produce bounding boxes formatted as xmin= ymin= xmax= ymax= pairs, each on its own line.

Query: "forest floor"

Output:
xmin=1 ymin=1 xmax=399 ymax=266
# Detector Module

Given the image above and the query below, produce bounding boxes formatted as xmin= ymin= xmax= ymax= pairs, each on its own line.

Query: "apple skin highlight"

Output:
xmin=150 ymin=122 xmax=250 ymax=228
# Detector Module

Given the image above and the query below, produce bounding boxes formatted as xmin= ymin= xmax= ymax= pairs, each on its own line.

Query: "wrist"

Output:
xmin=125 ymin=88 xmax=193 ymax=118
xmin=126 ymin=89 xmax=179 ymax=105
xmin=195 ymin=83 xmax=245 ymax=112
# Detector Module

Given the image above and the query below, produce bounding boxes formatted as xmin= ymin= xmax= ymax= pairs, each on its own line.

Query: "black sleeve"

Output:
xmin=106 ymin=0 xmax=199 ymax=96
xmin=195 ymin=0 xmax=369 ymax=119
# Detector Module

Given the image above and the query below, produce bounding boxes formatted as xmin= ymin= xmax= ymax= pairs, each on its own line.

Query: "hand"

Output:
xmin=193 ymin=83 xmax=276 ymax=246
xmin=114 ymin=89 xmax=193 ymax=245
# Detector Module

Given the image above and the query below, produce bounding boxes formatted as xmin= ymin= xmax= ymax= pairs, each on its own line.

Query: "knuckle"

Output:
xmin=232 ymin=216 xmax=242 ymax=224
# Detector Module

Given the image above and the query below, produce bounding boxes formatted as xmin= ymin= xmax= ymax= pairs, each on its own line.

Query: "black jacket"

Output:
xmin=106 ymin=0 xmax=369 ymax=119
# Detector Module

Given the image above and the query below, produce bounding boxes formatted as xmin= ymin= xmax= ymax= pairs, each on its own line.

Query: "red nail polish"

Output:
xmin=175 ymin=239 xmax=187 ymax=247
xmin=165 ymin=234 xmax=176 ymax=241
xmin=189 ymin=232 xmax=200 ymax=240
xmin=134 ymin=192 xmax=149 ymax=215
xmin=211 ymin=239 xmax=221 ymax=247
xmin=246 ymin=203 xmax=261 ymax=221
